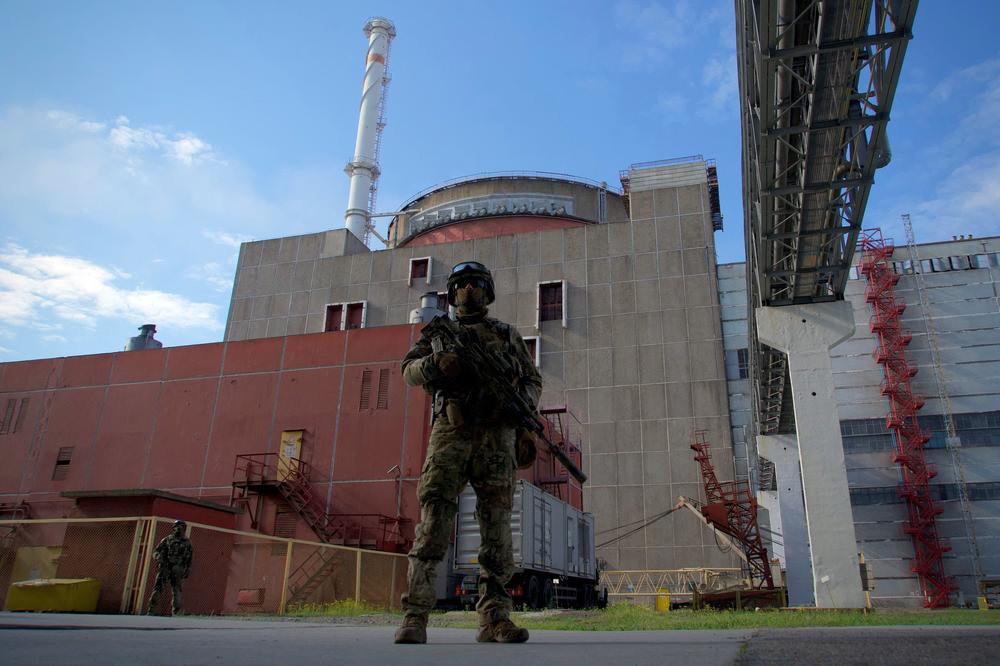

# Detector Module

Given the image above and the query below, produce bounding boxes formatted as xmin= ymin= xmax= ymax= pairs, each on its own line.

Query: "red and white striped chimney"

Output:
xmin=344 ymin=16 xmax=396 ymax=243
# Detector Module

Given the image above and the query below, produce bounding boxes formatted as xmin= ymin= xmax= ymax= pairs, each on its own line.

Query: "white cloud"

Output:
xmin=202 ymin=229 xmax=253 ymax=249
xmin=703 ymin=54 xmax=738 ymax=113
xmin=186 ymin=261 xmax=235 ymax=293
xmin=882 ymin=56 xmax=1000 ymax=239
xmin=0 ymin=243 xmax=222 ymax=331
xmin=41 ymin=334 xmax=68 ymax=343
xmin=614 ymin=0 xmax=696 ymax=65
xmin=108 ymin=116 xmax=215 ymax=165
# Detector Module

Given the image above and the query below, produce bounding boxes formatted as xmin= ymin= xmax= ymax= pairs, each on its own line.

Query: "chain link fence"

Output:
xmin=0 ymin=518 xmax=407 ymax=615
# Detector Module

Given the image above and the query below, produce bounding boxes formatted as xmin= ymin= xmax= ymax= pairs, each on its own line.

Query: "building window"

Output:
xmin=537 ymin=280 xmax=566 ymax=327
xmin=325 ymin=304 xmax=344 ymax=332
xmin=376 ymin=368 xmax=390 ymax=409
xmin=950 ymin=255 xmax=971 ymax=271
xmin=522 ymin=336 xmax=540 ymax=367
xmin=436 ymin=292 xmax=449 ymax=313
xmin=52 ymin=447 xmax=74 ymax=481
xmin=725 ymin=349 xmax=750 ymax=381
xmin=360 ymin=369 xmax=372 ymax=410
xmin=737 ymin=348 xmax=749 ymax=379
xmin=971 ymin=253 xmax=991 ymax=269
xmin=274 ymin=509 xmax=297 ymax=538
xmin=409 ymin=257 xmax=431 ymax=286
xmin=345 ymin=302 xmax=366 ymax=329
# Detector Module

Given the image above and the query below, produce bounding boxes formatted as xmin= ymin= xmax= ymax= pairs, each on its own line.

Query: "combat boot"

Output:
xmin=393 ymin=613 xmax=427 ymax=644
xmin=476 ymin=617 xmax=529 ymax=643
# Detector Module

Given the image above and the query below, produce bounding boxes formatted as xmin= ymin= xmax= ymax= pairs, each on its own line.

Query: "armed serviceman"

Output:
xmin=394 ymin=261 xmax=542 ymax=645
xmin=146 ymin=519 xmax=193 ymax=616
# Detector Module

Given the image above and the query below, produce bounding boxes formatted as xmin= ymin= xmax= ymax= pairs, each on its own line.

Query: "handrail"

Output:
xmin=397 ymin=170 xmax=623 ymax=209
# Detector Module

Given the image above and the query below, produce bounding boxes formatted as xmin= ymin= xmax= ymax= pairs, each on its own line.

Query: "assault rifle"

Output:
xmin=423 ymin=315 xmax=587 ymax=484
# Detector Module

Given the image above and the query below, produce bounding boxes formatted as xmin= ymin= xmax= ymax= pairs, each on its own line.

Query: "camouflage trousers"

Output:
xmin=147 ymin=566 xmax=184 ymax=614
xmin=402 ymin=419 xmax=516 ymax=623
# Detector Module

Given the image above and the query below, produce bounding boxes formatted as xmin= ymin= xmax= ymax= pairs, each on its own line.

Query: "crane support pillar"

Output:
xmin=755 ymin=301 xmax=865 ymax=608
xmin=757 ymin=434 xmax=814 ymax=607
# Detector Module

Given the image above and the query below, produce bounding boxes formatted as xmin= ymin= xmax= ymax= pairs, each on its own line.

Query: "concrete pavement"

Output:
xmin=1 ymin=612 xmax=997 ymax=665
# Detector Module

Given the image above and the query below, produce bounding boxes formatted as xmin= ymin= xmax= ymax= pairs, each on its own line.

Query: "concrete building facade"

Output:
xmin=721 ymin=235 xmax=1000 ymax=606
xmin=223 ymin=160 xmax=741 ymax=572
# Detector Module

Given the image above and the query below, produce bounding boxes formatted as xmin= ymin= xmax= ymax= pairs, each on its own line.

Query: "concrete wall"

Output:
xmin=224 ymin=165 xmax=740 ymax=572
xmin=724 ymin=236 xmax=1000 ymax=606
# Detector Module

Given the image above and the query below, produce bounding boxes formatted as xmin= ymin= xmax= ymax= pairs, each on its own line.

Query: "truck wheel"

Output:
xmin=542 ymin=579 xmax=555 ymax=608
xmin=527 ymin=576 xmax=541 ymax=610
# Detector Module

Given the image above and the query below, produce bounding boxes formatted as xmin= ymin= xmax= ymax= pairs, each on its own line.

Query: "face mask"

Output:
xmin=454 ymin=286 xmax=487 ymax=313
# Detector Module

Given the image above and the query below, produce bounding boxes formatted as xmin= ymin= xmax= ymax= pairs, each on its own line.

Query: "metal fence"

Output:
xmin=0 ymin=517 xmax=407 ymax=615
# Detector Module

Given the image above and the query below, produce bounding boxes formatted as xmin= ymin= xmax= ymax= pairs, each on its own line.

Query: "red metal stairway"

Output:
xmin=231 ymin=453 xmax=411 ymax=603
xmin=690 ymin=432 xmax=774 ymax=589
xmin=858 ymin=229 xmax=953 ymax=608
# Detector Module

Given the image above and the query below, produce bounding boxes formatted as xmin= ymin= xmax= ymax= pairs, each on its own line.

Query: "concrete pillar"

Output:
xmin=757 ymin=433 xmax=815 ymax=606
xmin=755 ymin=300 xmax=865 ymax=608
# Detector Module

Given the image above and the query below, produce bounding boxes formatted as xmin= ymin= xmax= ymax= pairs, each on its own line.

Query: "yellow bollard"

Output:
xmin=655 ymin=587 xmax=671 ymax=612
xmin=978 ymin=596 xmax=989 ymax=610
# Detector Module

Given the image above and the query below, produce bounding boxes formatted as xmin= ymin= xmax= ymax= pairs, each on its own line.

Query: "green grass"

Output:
xmin=431 ymin=603 xmax=1000 ymax=631
xmin=281 ymin=600 xmax=1000 ymax=630
xmin=284 ymin=599 xmax=387 ymax=617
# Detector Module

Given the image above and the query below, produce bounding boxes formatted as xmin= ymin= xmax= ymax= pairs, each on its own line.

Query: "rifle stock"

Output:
xmin=423 ymin=315 xmax=587 ymax=484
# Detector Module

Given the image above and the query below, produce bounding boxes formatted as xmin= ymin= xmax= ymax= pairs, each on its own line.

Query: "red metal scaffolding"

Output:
xmin=690 ymin=432 xmax=774 ymax=589
xmin=858 ymin=229 xmax=953 ymax=608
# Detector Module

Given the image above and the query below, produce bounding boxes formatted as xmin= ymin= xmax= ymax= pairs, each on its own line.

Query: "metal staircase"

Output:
xmin=231 ymin=453 xmax=410 ymax=603
xmin=690 ymin=432 xmax=774 ymax=590
xmin=858 ymin=228 xmax=953 ymax=607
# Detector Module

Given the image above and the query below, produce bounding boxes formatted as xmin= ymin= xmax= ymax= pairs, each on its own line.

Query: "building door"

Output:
xmin=277 ymin=430 xmax=303 ymax=481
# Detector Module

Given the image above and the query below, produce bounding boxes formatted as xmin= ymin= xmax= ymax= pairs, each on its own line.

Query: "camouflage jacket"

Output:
xmin=402 ymin=314 xmax=542 ymax=421
xmin=153 ymin=533 xmax=193 ymax=573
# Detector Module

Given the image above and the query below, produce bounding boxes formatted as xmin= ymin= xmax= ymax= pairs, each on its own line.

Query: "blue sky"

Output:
xmin=1 ymin=1 xmax=998 ymax=362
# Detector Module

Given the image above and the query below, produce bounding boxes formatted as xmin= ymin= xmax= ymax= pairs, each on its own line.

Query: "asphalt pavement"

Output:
xmin=0 ymin=612 xmax=997 ymax=666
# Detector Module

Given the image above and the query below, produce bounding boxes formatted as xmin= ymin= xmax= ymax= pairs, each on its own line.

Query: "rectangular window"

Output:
xmin=52 ymin=446 xmax=74 ymax=481
xmin=950 ymin=255 xmax=970 ymax=271
xmin=345 ymin=302 xmax=366 ymax=329
xmin=0 ymin=399 xmax=15 ymax=435
xmin=274 ymin=509 xmax=298 ymax=538
xmin=737 ymin=348 xmax=750 ymax=379
xmin=436 ymin=292 xmax=449 ymax=313
xmin=537 ymin=281 xmax=565 ymax=327
xmin=919 ymin=259 xmax=934 ymax=273
xmin=971 ymin=253 xmax=991 ymax=269
xmin=931 ymin=257 xmax=950 ymax=272
xmin=522 ymin=336 xmax=540 ymax=367
xmin=324 ymin=304 xmax=344 ymax=332
xmin=376 ymin=368 xmax=390 ymax=409
xmin=409 ymin=257 xmax=431 ymax=286
xmin=360 ymin=369 xmax=372 ymax=410
xmin=13 ymin=398 xmax=28 ymax=433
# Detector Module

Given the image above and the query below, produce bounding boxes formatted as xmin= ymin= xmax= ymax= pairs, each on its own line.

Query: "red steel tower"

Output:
xmin=858 ymin=229 xmax=953 ymax=608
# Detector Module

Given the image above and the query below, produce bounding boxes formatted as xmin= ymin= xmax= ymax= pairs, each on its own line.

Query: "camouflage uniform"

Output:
xmin=401 ymin=313 xmax=542 ymax=625
xmin=147 ymin=524 xmax=193 ymax=615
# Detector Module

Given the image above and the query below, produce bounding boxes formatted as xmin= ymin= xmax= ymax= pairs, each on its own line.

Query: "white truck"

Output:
xmin=453 ymin=480 xmax=605 ymax=609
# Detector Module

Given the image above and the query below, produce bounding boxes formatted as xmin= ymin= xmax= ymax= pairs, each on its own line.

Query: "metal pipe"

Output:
xmin=344 ymin=17 xmax=396 ymax=242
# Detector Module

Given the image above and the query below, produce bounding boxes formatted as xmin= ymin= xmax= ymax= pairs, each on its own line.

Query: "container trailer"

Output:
xmin=453 ymin=480 xmax=604 ymax=609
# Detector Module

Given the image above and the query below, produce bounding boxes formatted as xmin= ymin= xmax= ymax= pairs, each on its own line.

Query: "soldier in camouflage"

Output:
xmin=394 ymin=261 xmax=542 ymax=645
xmin=146 ymin=519 xmax=193 ymax=616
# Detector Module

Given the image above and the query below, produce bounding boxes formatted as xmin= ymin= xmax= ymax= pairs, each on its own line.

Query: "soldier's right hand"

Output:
xmin=435 ymin=351 xmax=463 ymax=380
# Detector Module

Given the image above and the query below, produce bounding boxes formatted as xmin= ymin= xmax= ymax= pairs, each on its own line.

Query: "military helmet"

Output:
xmin=173 ymin=519 xmax=187 ymax=528
xmin=446 ymin=261 xmax=495 ymax=306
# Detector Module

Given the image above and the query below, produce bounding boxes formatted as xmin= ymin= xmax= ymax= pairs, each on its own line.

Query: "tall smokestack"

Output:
xmin=344 ymin=17 xmax=396 ymax=243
